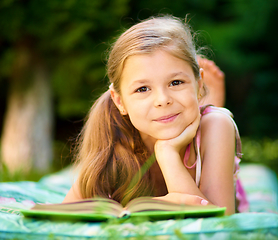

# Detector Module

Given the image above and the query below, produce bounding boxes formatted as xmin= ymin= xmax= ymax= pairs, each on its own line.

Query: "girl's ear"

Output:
xmin=110 ymin=87 xmax=128 ymax=115
xmin=198 ymin=68 xmax=204 ymax=99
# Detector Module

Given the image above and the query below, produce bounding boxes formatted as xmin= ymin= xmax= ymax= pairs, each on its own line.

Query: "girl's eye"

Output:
xmin=170 ymin=80 xmax=183 ymax=86
xmin=136 ymin=86 xmax=149 ymax=93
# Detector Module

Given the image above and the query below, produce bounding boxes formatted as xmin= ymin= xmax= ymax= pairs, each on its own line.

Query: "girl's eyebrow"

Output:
xmin=129 ymin=79 xmax=149 ymax=88
xmin=169 ymin=72 xmax=191 ymax=79
xmin=129 ymin=72 xmax=191 ymax=88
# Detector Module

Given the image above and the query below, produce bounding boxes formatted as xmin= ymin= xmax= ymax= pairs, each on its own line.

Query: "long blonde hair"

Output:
xmin=77 ymin=15 xmax=201 ymax=206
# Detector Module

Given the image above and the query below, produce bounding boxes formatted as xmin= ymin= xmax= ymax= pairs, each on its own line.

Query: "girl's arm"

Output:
xmin=199 ymin=112 xmax=235 ymax=215
xmin=155 ymin=114 xmax=208 ymax=199
xmin=155 ymin=112 xmax=235 ymax=215
xmin=63 ymin=180 xmax=83 ymax=203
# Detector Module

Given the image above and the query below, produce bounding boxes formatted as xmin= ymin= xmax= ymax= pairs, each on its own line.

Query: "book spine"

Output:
xmin=118 ymin=210 xmax=131 ymax=219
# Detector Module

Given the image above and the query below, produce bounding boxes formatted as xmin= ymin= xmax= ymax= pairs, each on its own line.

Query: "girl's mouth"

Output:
xmin=153 ymin=113 xmax=180 ymax=123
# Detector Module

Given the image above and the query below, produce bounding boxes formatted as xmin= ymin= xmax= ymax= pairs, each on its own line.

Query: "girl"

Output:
xmin=63 ymin=15 xmax=248 ymax=215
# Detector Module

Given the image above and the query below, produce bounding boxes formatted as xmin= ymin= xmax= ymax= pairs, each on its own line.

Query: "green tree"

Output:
xmin=0 ymin=0 xmax=129 ymax=175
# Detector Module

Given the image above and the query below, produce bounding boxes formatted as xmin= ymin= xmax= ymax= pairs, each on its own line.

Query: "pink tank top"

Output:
xmin=183 ymin=105 xmax=249 ymax=212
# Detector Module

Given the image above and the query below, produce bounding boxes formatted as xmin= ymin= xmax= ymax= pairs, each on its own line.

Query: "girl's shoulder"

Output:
xmin=200 ymin=105 xmax=235 ymax=131
xmin=199 ymin=105 xmax=242 ymax=158
xmin=199 ymin=105 xmax=238 ymax=166
xmin=199 ymin=105 xmax=237 ymax=153
xmin=200 ymin=104 xmax=233 ymax=118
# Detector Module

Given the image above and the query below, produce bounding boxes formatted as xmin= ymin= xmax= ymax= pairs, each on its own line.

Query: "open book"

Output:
xmin=20 ymin=197 xmax=226 ymax=221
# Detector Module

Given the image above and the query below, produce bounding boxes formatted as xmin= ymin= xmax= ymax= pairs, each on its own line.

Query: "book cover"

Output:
xmin=20 ymin=197 xmax=226 ymax=221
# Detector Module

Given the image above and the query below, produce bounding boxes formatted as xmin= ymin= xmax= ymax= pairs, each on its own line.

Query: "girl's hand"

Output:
xmin=153 ymin=192 xmax=208 ymax=206
xmin=155 ymin=113 xmax=201 ymax=154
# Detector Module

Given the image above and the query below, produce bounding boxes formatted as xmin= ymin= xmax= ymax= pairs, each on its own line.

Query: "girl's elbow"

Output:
xmin=225 ymin=207 xmax=235 ymax=216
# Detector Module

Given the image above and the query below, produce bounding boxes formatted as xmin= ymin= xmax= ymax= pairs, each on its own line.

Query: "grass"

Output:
xmin=241 ymin=137 xmax=278 ymax=175
xmin=0 ymin=140 xmax=72 ymax=182
xmin=0 ymin=162 xmax=57 ymax=182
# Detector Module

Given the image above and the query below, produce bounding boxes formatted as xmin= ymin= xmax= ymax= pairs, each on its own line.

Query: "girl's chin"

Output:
xmin=153 ymin=130 xmax=184 ymax=141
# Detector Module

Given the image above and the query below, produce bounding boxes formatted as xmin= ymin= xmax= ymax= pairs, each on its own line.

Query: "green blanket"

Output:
xmin=0 ymin=164 xmax=278 ymax=240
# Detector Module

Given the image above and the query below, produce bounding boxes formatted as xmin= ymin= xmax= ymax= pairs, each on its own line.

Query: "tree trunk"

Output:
xmin=1 ymin=44 xmax=53 ymax=175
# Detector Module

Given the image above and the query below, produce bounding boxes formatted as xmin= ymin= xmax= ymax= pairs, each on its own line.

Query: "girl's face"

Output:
xmin=111 ymin=50 xmax=203 ymax=150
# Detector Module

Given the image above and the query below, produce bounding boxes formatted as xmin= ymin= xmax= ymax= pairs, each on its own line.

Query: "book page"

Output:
xmin=125 ymin=197 xmax=220 ymax=213
xmin=30 ymin=197 xmax=124 ymax=217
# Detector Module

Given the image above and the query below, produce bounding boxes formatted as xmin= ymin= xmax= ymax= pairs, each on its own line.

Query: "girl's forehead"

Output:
xmin=120 ymin=51 xmax=196 ymax=86
xmin=122 ymin=50 xmax=193 ymax=72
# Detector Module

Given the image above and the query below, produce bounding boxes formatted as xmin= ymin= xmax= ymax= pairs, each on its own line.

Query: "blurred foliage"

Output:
xmin=1 ymin=0 xmax=278 ymax=175
xmin=0 ymin=0 xmax=129 ymax=118
xmin=241 ymin=137 xmax=278 ymax=174
xmin=242 ymin=138 xmax=278 ymax=163
xmin=1 ymin=0 xmax=277 ymax=137
xmin=127 ymin=0 xmax=278 ymax=138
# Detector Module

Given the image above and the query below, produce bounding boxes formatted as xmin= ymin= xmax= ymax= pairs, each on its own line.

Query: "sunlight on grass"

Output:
xmin=0 ymin=140 xmax=72 ymax=182
xmin=241 ymin=137 xmax=278 ymax=175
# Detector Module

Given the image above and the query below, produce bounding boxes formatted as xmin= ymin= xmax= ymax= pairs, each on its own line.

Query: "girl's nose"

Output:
xmin=154 ymin=89 xmax=173 ymax=107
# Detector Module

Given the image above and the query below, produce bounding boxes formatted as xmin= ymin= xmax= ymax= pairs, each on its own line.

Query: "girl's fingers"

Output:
xmin=177 ymin=114 xmax=200 ymax=142
xmin=179 ymin=194 xmax=209 ymax=206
